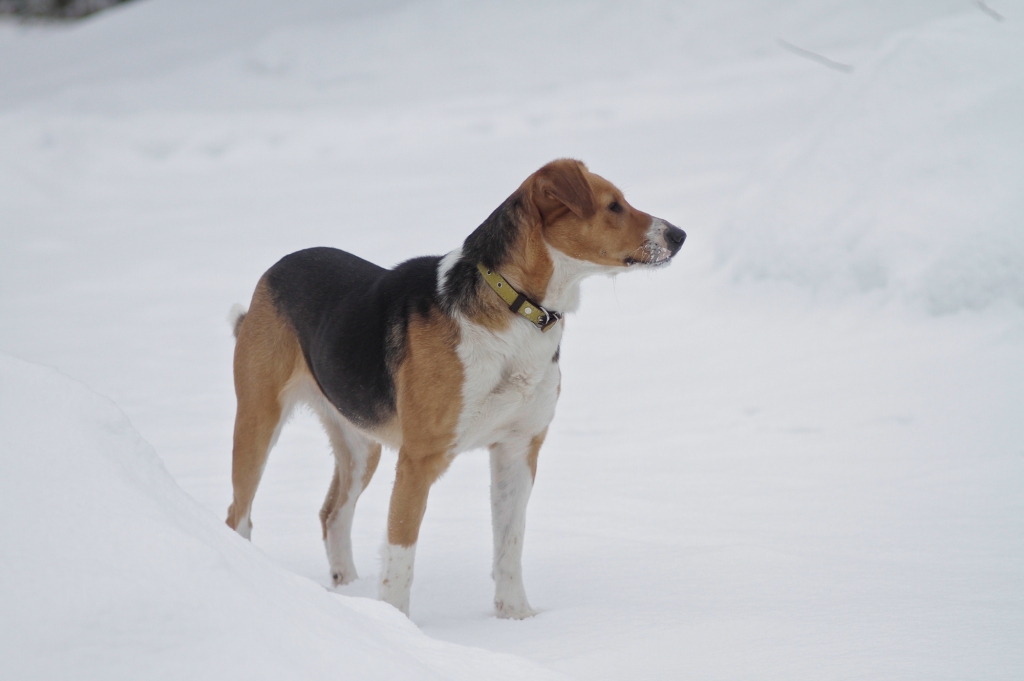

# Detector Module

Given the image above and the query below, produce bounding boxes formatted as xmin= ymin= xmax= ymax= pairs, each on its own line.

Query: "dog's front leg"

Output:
xmin=379 ymin=449 xmax=450 ymax=615
xmin=489 ymin=429 xmax=546 ymax=619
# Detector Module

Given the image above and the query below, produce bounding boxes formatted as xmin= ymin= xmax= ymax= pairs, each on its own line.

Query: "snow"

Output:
xmin=1 ymin=1 xmax=1023 ymax=679
xmin=722 ymin=12 xmax=1024 ymax=312
xmin=0 ymin=354 xmax=562 ymax=680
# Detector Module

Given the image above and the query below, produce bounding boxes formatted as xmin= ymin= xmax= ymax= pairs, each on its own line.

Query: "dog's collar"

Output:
xmin=476 ymin=263 xmax=562 ymax=332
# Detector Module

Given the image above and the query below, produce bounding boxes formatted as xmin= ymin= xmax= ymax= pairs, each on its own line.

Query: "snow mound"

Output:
xmin=0 ymin=354 xmax=560 ymax=680
xmin=720 ymin=13 xmax=1024 ymax=313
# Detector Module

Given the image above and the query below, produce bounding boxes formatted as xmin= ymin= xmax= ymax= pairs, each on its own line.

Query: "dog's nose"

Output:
xmin=665 ymin=222 xmax=686 ymax=255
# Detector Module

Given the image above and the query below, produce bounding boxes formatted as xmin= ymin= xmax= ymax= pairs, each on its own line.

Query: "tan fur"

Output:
xmin=506 ymin=190 xmax=556 ymax=303
xmin=226 ymin=279 xmax=306 ymax=532
xmin=536 ymin=160 xmax=654 ymax=267
xmin=489 ymin=187 xmax=555 ymax=304
xmin=487 ymin=160 xmax=653 ymax=303
xmin=386 ymin=309 xmax=464 ymax=547
xmin=467 ymin=292 xmax=513 ymax=332
xmin=226 ymin=285 xmax=465 ymax=551
xmin=532 ymin=158 xmax=598 ymax=221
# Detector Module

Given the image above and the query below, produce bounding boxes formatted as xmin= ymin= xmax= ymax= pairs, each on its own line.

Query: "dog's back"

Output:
xmin=263 ymin=247 xmax=442 ymax=429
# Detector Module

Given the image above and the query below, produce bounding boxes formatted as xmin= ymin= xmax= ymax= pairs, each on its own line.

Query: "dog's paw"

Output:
xmin=494 ymin=597 xmax=537 ymax=620
xmin=331 ymin=568 xmax=358 ymax=587
xmin=379 ymin=544 xmax=415 ymax=616
xmin=328 ymin=555 xmax=359 ymax=587
xmin=380 ymin=583 xmax=411 ymax=616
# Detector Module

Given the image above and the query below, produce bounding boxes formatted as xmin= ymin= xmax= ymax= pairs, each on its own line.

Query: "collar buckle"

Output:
xmin=537 ymin=306 xmax=562 ymax=332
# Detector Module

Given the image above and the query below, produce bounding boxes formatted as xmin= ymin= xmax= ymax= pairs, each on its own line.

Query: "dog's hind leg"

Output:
xmin=226 ymin=280 xmax=302 ymax=539
xmin=489 ymin=429 xmax=546 ymax=619
xmin=316 ymin=411 xmax=382 ymax=586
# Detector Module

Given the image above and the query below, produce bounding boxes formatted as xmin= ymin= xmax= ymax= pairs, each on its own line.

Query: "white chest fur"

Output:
xmin=438 ymin=246 xmax=612 ymax=454
xmin=452 ymin=314 xmax=562 ymax=452
xmin=436 ymin=247 xmax=594 ymax=453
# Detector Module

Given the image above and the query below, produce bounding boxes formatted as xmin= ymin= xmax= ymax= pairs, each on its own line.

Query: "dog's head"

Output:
xmin=526 ymin=159 xmax=685 ymax=269
xmin=456 ymin=159 xmax=685 ymax=313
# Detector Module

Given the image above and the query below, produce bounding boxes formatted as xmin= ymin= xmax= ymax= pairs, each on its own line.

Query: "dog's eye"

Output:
xmin=608 ymin=201 xmax=623 ymax=214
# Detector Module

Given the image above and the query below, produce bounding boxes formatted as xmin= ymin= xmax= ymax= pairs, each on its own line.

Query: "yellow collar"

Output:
xmin=476 ymin=263 xmax=562 ymax=332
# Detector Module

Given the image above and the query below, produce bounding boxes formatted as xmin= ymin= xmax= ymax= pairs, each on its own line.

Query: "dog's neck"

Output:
xmin=539 ymin=245 xmax=606 ymax=313
xmin=439 ymin=243 xmax=601 ymax=326
xmin=439 ymin=190 xmax=609 ymax=325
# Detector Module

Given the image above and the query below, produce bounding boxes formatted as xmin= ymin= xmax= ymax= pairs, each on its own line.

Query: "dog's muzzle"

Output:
xmin=626 ymin=218 xmax=687 ymax=267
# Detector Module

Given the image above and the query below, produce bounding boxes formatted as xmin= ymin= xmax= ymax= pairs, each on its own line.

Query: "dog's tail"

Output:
xmin=227 ymin=303 xmax=248 ymax=340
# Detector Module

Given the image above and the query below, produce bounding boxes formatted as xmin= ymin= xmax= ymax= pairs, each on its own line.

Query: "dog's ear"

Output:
xmin=530 ymin=159 xmax=597 ymax=222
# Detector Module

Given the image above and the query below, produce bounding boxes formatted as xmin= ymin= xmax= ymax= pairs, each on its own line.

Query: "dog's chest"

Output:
xmin=453 ymin=319 xmax=561 ymax=450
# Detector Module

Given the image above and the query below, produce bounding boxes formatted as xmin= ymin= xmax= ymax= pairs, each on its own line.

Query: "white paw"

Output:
xmin=380 ymin=588 xmax=411 ymax=616
xmin=380 ymin=577 xmax=411 ymax=615
xmin=379 ymin=543 xmax=415 ymax=616
xmin=236 ymin=517 xmax=252 ymax=540
xmin=330 ymin=564 xmax=358 ymax=586
xmin=494 ymin=596 xmax=537 ymax=620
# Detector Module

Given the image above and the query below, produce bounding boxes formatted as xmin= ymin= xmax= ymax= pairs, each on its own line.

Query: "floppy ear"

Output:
xmin=530 ymin=159 xmax=597 ymax=222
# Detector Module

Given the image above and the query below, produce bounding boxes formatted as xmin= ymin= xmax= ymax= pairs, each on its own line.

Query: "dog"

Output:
xmin=225 ymin=159 xmax=685 ymax=618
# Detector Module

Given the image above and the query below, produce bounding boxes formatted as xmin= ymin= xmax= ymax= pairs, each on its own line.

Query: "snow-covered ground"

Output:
xmin=0 ymin=354 xmax=561 ymax=680
xmin=1 ymin=1 xmax=1022 ymax=679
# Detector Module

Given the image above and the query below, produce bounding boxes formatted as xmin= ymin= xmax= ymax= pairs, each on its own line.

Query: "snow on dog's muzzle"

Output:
xmin=628 ymin=218 xmax=686 ymax=266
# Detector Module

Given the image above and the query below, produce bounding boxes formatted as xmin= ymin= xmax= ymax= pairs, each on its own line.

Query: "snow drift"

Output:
xmin=0 ymin=353 xmax=559 ymax=680
xmin=721 ymin=12 xmax=1024 ymax=313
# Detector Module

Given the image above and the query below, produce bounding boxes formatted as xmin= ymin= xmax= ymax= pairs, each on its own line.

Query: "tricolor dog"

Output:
xmin=226 ymin=159 xmax=685 ymax=618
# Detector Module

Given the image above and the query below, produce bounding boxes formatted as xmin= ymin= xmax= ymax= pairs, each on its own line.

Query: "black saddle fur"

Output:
xmin=263 ymin=192 xmax=522 ymax=428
